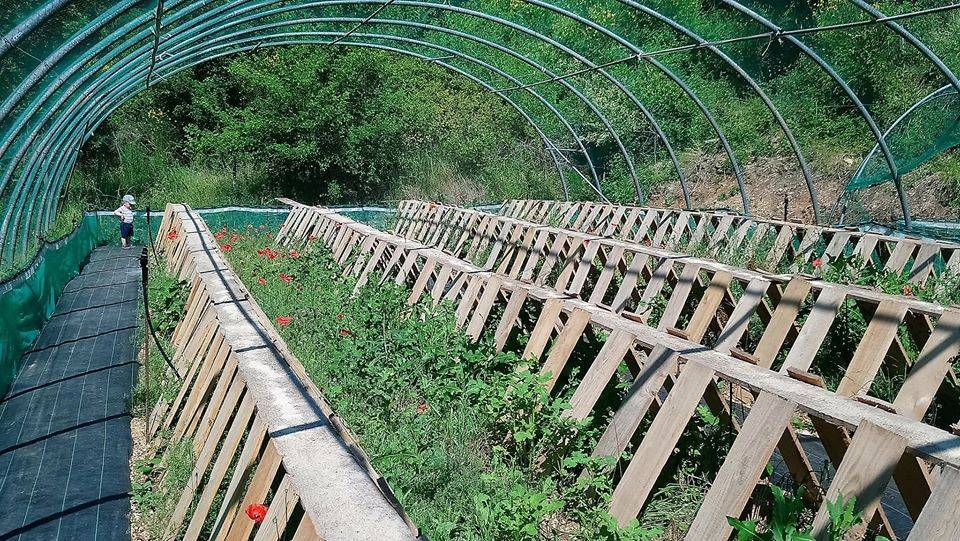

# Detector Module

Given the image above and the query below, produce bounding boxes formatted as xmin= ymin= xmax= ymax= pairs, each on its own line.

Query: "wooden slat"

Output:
xmin=609 ymin=361 xmax=716 ymax=526
xmin=810 ymin=421 xmax=907 ymax=540
xmin=685 ymin=393 xmax=797 ymax=539
xmin=907 ymin=465 xmax=960 ymax=540
xmin=566 ymin=330 xmax=636 ymax=420
xmin=591 ymin=345 xmax=679 ymax=459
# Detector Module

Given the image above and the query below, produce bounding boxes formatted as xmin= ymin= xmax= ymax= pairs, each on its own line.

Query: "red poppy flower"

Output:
xmin=279 ymin=272 xmax=294 ymax=283
xmin=289 ymin=249 xmax=299 ymax=258
xmin=221 ymin=243 xmax=233 ymax=251
xmin=276 ymin=316 xmax=293 ymax=327
xmin=214 ymin=231 xmax=226 ymax=240
xmin=339 ymin=329 xmax=351 ymax=337
xmin=166 ymin=230 xmax=178 ymax=240
xmin=257 ymin=276 xmax=267 ymax=286
xmin=245 ymin=503 xmax=268 ymax=523
xmin=416 ymin=402 xmax=428 ymax=414
xmin=902 ymin=285 xmax=913 ymax=296
xmin=812 ymin=258 xmax=823 ymax=269
xmin=230 ymin=234 xmax=239 ymax=242
xmin=267 ymin=249 xmax=278 ymax=260
xmin=308 ymin=235 xmax=317 ymax=241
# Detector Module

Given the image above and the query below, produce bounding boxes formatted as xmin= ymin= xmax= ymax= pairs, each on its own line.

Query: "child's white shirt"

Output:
xmin=114 ymin=205 xmax=134 ymax=223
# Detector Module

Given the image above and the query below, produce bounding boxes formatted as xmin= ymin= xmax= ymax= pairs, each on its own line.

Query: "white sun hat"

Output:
xmin=122 ymin=194 xmax=136 ymax=205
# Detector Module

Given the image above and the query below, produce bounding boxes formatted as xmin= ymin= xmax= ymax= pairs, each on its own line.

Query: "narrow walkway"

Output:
xmin=0 ymin=246 xmax=140 ymax=540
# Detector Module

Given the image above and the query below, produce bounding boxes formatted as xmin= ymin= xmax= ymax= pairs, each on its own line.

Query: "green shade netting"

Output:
xmin=847 ymin=87 xmax=960 ymax=191
xmin=0 ymin=213 xmax=99 ymax=395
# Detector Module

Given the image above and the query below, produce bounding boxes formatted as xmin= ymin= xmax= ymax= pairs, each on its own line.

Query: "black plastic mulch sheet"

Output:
xmin=0 ymin=246 xmax=140 ymax=540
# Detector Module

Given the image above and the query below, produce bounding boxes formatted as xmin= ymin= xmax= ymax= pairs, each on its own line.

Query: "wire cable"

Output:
xmin=328 ymin=0 xmax=398 ymax=46
xmin=491 ymin=2 xmax=960 ymax=93
xmin=139 ymin=238 xmax=181 ymax=379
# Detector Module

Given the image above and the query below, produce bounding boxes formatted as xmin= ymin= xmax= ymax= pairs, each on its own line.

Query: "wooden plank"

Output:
xmin=685 ymin=393 xmax=798 ymax=539
xmin=609 ymin=361 xmax=716 ymax=526
xmin=167 ymin=384 xmax=246 ymax=534
xmin=657 ymin=263 xmax=700 ymax=330
xmin=223 ymin=441 xmax=284 ymax=541
xmin=253 ymin=475 xmax=300 ymax=541
xmin=567 ymin=330 xmax=636 ymax=420
xmin=465 ymin=275 xmax=503 ymax=340
xmin=539 ymin=309 xmax=592 ymax=392
xmin=780 ymin=288 xmax=846 ymax=370
xmin=609 ymin=252 xmax=649 ymax=313
xmin=521 ymin=298 xmax=564 ymax=362
xmin=810 ymin=421 xmax=907 ymax=540
xmin=591 ymin=345 xmax=679 ymax=458
xmin=406 ymin=257 xmax=436 ymax=305
xmin=683 ymin=271 xmax=733 ymax=341
xmin=493 ymin=288 xmax=529 ymax=351
xmin=836 ymin=300 xmax=909 ymax=396
xmin=209 ymin=417 xmax=269 ymax=541
xmin=587 ymin=245 xmax=625 ymax=304
xmin=907 ymin=466 xmax=960 ymax=540
xmin=183 ymin=394 xmax=257 ymax=539
xmin=753 ymin=278 xmax=812 ymax=367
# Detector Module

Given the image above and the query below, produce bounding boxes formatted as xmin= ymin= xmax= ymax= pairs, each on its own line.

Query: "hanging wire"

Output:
xmin=145 ymin=0 xmax=166 ymax=89
xmin=490 ymin=2 xmax=960 ymax=93
xmin=327 ymin=0 xmax=398 ymax=46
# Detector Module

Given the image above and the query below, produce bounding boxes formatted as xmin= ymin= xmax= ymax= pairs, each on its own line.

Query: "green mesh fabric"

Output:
xmin=0 ymin=213 xmax=98 ymax=395
xmin=847 ymin=87 xmax=960 ymax=191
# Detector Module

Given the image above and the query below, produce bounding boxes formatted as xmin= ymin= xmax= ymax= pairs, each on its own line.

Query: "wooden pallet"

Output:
xmin=498 ymin=200 xmax=960 ymax=282
xmin=150 ymin=204 xmax=420 ymax=541
xmin=277 ymin=200 xmax=960 ymax=540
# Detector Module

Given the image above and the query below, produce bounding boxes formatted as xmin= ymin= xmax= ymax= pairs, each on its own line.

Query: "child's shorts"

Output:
xmin=120 ymin=222 xmax=134 ymax=240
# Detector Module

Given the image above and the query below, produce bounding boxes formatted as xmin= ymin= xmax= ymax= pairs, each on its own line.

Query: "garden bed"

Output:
xmin=217 ymin=226 xmax=656 ymax=540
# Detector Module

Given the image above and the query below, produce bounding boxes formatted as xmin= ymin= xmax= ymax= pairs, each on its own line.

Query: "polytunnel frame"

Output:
xmin=0 ymin=0 xmax=958 ymax=257
xmin=0 ymin=1 xmax=675 ymax=253
xmin=18 ymin=20 xmax=634 ymax=246
xmin=0 ymin=0 xmax=710 ymax=251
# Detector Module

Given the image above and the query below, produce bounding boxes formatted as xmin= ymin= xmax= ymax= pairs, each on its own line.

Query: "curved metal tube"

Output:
xmin=618 ymin=0 xmax=820 ymax=222
xmin=848 ymin=0 xmax=960 ymax=94
xmin=1 ymin=0 xmax=691 ymax=216
xmin=4 ymin=7 xmax=653 ymax=247
xmin=8 ymin=30 xmax=610 ymax=254
xmin=0 ymin=0 xmax=73 ymax=58
xmin=1 ymin=0 xmax=639 ymax=211
xmin=719 ymin=0 xmax=910 ymax=226
xmin=522 ymin=0 xmax=746 ymax=213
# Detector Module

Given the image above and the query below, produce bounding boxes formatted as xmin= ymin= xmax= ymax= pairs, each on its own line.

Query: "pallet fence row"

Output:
xmin=499 ymin=200 xmax=960 ymax=283
xmin=276 ymin=199 xmax=960 ymax=540
xmin=148 ymin=204 xmax=420 ymax=541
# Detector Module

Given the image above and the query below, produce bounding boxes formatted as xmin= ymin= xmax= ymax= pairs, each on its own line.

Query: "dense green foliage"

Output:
xmin=70 ymin=46 xmax=561 ymax=211
xmin=58 ymin=0 xmax=960 ymax=217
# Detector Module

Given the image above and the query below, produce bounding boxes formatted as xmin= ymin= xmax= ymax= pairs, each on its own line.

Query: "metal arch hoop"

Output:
xmin=0 ymin=8 xmax=657 ymax=251
xmin=0 ymin=0 xmax=641 ymax=240
xmin=0 ymin=0 xmax=691 ymax=222
xmin=719 ymin=0 xmax=911 ymax=227
xmin=616 ymin=0 xmax=821 ymax=223
xmin=842 ymin=84 xmax=958 ymax=222
xmin=521 ymin=0 xmax=748 ymax=214
xmin=5 ymin=28 xmax=615 ymax=255
xmin=848 ymin=0 xmax=960 ymax=94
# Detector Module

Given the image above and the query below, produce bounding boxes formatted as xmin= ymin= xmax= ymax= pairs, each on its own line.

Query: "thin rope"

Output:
xmin=491 ymin=2 xmax=960 ymax=93
xmin=328 ymin=0 xmax=398 ymax=46
xmin=145 ymin=0 xmax=166 ymax=89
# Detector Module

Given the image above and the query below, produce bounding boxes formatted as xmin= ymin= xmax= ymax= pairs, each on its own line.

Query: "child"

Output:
xmin=113 ymin=194 xmax=136 ymax=248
